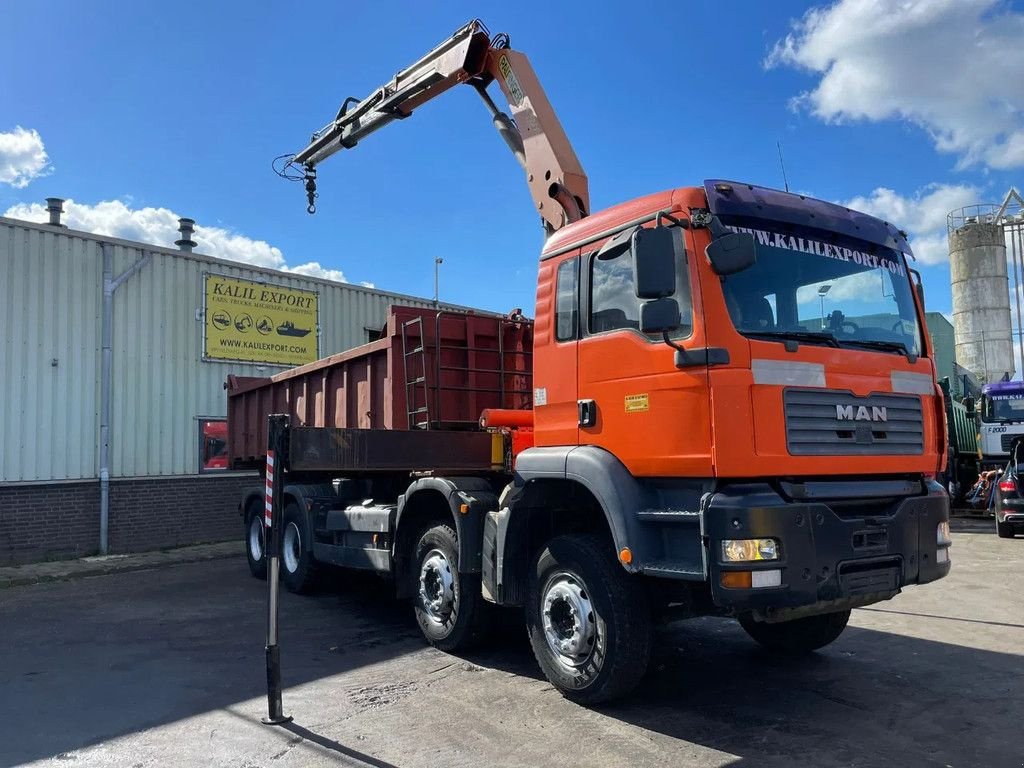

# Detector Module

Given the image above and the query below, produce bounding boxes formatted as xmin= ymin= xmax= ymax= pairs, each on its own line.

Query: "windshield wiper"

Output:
xmin=745 ymin=330 xmax=840 ymax=348
xmin=840 ymin=339 xmax=916 ymax=360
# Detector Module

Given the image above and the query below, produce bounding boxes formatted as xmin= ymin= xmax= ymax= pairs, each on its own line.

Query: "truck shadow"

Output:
xmin=4 ymin=559 xmax=1022 ymax=767
xmin=0 ymin=560 xmax=421 ymax=767
xmin=467 ymin=612 xmax=1023 ymax=767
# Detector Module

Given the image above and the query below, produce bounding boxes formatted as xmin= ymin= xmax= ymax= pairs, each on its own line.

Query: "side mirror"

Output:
xmin=909 ymin=268 xmax=925 ymax=308
xmin=639 ymin=297 xmax=681 ymax=334
xmin=632 ymin=226 xmax=680 ymax=299
xmin=706 ymin=231 xmax=756 ymax=276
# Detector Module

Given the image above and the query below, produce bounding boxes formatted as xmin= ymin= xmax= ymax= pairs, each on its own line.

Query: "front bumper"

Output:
xmin=704 ymin=480 xmax=950 ymax=616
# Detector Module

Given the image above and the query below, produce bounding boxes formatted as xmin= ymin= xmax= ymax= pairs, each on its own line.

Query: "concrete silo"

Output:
xmin=948 ymin=205 xmax=1015 ymax=383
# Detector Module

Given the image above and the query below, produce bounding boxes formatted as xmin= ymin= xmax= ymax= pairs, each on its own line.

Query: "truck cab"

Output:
xmin=978 ymin=381 xmax=1024 ymax=468
xmin=489 ymin=180 xmax=951 ymax=695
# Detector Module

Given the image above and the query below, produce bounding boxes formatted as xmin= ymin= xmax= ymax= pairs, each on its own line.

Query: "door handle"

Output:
xmin=578 ymin=399 xmax=597 ymax=428
xmin=673 ymin=346 xmax=730 ymax=369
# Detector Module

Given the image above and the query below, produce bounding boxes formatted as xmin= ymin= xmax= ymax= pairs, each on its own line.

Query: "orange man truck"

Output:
xmin=234 ymin=20 xmax=951 ymax=703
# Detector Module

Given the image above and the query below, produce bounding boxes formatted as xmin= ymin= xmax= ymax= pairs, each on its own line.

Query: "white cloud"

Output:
xmin=2 ymin=198 xmax=348 ymax=282
xmin=841 ymin=183 xmax=981 ymax=265
xmin=904 ymin=232 xmax=950 ymax=267
xmin=796 ymin=271 xmax=887 ymax=305
xmin=768 ymin=0 xmax=1024 ymax=170
xmin=288 ymin=261 xmax=347 ymax=283
xmin=0 ymin=127 xmax=51 ymax=188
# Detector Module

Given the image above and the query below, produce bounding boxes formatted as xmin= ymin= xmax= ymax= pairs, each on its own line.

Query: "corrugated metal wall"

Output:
xmin=0 ymin=217 xmax=471 ymax=482
xmin=0 ymin=224 xmax=102 ymax=482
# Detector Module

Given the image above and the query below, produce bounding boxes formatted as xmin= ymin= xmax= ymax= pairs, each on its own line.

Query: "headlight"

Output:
xmin=937 ymin=521 xmax=952 ymax=548
xmin=721 ymin=538 xmax=780 ymax=562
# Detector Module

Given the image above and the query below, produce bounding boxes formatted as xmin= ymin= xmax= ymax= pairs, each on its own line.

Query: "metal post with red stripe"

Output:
xmin=264 ymin=451 xmax=275 ymax=529
xmin=262 ymin=413 xmax=292 ymax=726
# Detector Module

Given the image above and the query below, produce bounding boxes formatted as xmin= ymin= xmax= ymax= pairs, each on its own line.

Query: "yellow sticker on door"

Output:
xmin=624 ymin=394 xmax=650 ymax=413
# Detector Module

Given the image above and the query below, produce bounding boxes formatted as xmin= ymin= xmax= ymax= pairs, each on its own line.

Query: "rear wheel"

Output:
xmin=739 ymin=609 xmax=850 ymax=654
xmin=245 ymin=504 xmax=267 ymax=579
xmin=997 ymin=517 xmax=1016 ymax=538
xmin=412 ymin=523 xmax=491 ymax=651
xmin=526 ymin=534 xmax=651 ymax=704
xmin=280 ymin=502 xmax=319 ymax=594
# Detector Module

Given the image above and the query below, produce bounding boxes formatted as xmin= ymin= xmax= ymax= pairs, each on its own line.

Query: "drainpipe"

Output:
xmin=100 ymin=243 xmax=151 ymax=555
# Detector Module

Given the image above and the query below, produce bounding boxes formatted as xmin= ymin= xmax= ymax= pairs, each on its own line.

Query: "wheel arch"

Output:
xmin=240 ymin=486 xmax=264 ymax=523
xmin=278 ymin=483 xmax=336 ymax=552
xmin=393 ymin=477 xmax=499 ymax=598
xmin=513 ymin=446 xmax=645 ymax=566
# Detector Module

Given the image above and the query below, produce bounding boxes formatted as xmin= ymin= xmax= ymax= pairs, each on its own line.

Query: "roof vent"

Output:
xmin=175 ymin=218 xmax=197 ymax=252
xmin=45 ymin=197 xmax=66 ymax=228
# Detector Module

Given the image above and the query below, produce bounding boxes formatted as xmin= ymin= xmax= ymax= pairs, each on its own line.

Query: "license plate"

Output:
xmin=840 ymin=565 xmax=899 ymax=596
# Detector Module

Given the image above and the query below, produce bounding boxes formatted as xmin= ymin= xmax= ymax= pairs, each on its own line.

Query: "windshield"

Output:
xmin=982 ymin=392 xmax=1024 ymax=423
xmin=719 ymin=222 xmax=922 ymax=356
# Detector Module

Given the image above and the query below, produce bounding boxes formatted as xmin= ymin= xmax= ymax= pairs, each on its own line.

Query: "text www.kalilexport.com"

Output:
xmin=219 ymin=339 xmax=307 ymax=354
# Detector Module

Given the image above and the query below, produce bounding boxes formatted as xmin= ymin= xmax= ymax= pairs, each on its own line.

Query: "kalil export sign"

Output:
xmin=204 ymin=274 xmax=319 ymax=366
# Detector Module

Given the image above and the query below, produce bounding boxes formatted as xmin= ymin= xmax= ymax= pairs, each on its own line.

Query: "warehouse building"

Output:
xmin=0 ymin=206 xmax=477 ymax=565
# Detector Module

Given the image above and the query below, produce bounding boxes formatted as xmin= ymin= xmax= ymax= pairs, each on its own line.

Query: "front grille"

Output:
xmin=785 ymin=389 xmax=923 ymax=456
xmin=1001 ymin=433 xmax=1015 ymax=453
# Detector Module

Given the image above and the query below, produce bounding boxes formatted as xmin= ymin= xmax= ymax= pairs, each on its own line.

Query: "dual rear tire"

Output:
xmin=245 ymin=503 xmax=267 ymax=579
xmin=245 ymin=500 xmax=319 ymax=593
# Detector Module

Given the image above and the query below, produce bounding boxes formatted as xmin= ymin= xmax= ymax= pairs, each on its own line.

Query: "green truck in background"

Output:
xmin=940 ymin=378 xmax=980 ymax=505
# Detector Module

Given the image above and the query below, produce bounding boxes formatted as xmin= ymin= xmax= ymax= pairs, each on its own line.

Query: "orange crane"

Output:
xmin=290 ymin=19 xmax=587 ymax=233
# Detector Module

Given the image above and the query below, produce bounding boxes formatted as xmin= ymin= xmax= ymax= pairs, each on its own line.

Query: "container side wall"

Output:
xmin=226 ymin=308 xmax=535 ymax=467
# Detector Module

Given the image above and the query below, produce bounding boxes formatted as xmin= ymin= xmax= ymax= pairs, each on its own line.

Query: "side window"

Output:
xmin=590 ymin=252 xmax=640 ymax=333
xmin=199 ymin=419 xmax=228 ymax=473
xmin=555 ymin=257 xmax=579 ymax=342
xmin=589 ymin=237 xmax=694 ymax=338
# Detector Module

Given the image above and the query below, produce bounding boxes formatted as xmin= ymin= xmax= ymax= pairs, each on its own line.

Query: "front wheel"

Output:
xmin=412 ymin=523 xmax=491 ymax=651
xmin=739 ymin=609 xmax=851 ymax=654
xmin=526 ymin=535 xmax=651 ymax=704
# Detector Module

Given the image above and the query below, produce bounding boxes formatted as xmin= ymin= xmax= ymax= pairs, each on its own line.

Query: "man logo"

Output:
xmin=836 ymin=404 xmax=887 ymax=422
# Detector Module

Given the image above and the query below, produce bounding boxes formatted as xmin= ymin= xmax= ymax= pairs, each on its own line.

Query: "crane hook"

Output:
xmin=304 ymin=165 xmax=318 ymax=215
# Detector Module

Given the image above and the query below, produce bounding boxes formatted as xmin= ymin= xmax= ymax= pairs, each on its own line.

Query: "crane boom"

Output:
xmin=291 ymin=20 xmax=589 ymax=234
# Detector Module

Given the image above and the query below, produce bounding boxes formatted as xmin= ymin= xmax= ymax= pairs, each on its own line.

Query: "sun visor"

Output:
xmin=703 ymin=179 xmax=912 ymax=255
xmin=596 ymin=225 xmax=637 ymax=260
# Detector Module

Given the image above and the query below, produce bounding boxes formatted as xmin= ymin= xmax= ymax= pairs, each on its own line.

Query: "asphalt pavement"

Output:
xmin=1 ymin=521 xmax=1021 ymax=768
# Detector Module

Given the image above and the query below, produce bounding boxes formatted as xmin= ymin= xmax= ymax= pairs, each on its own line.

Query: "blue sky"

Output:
xmin=2 ymin=0 xmax=1022 ymax=318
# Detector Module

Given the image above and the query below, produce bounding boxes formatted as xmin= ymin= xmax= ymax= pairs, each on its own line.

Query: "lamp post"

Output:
xmin=818 ymin=284 xmax=832 ymax=329
xmin=434 ymin=257 xmax=443 ymax=308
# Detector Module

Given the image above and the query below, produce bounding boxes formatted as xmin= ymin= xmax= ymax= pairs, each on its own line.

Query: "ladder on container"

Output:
xmin=401 ymin=316 xmax=431 ymax=429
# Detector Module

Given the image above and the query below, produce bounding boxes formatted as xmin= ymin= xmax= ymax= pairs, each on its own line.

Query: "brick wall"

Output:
xmin=0 ymin=482 xmax=99 ymax=565
xmin=0 ymin=474 xmax=259 ymax=566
